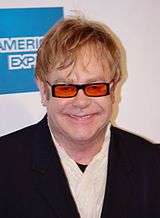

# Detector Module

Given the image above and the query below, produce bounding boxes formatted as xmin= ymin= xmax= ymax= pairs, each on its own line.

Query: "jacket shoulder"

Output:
xmin=111 ymin=125 xmax=160 ymax=166
xmin=0 ymin=123 xmax=37 ymax=145
xmin=0 ymin=122 xmax=40 ymax=165
xmin=0 ymin=116 xmax=48 ymax=159
xmin=111 ymin=125 xmax=154 ymax=146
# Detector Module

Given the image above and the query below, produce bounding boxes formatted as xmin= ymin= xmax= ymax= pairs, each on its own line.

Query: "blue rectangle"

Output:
xmin=0 ymin=7 xmax=64 ymax=94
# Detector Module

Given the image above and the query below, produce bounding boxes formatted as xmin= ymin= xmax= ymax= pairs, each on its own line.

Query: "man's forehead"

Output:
xmin=47 ymin=44 xmax=111 ymax=82
xmin=47 ymin=65 xmax=110 ymax=83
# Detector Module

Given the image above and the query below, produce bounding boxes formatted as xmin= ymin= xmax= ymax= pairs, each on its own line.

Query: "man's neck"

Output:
xmin=59 ymin=142 xmax=103 ymax=165
xmin=51 ymin=133 xmax=106 ymax=165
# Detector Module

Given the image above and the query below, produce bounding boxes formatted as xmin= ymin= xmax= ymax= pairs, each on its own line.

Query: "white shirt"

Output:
xmin=49 ymin=124 xmax=111 ymax=218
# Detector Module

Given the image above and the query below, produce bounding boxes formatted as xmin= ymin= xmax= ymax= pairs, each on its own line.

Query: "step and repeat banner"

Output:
xmin=0 ymin=0 xmax=160 ymax=142
xmin=0 ymin=7 xmax=63 ymax=94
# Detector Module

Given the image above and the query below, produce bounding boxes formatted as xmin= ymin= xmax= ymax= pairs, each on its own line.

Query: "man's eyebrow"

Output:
xmin=86 ymin=77 xmax=106 ymax=83
xmin=51 ymin=79 xmax=70 ymax=84
xmin=51 ymin=77 xmax=106 ymax=84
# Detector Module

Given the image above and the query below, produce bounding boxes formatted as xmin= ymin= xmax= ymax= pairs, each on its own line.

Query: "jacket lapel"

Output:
xmin=32 ymin=116 xmax=80 ymax=218
xmin=101 ymin=126 xmax=136 ymax=218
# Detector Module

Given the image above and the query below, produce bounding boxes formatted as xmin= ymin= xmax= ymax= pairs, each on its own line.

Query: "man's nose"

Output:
xmin=72 ymin=89 xmax=91 ymax=109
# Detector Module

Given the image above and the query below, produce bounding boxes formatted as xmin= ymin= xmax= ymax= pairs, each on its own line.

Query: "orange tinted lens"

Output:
xmin=54 ymin=85 xmax=77 ymax=97
xmin=85 ymin=83 xmax=108 ymax=96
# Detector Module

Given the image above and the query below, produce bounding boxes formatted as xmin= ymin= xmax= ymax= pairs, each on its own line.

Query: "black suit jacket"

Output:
xmin=0 ymin=116 xmax=160 ymax=218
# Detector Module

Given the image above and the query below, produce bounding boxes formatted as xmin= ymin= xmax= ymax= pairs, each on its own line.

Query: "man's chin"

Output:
xmin=66 ymin=129 xmax=100 ymax=145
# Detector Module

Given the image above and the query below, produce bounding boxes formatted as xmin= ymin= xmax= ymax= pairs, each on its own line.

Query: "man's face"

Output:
xmin=38 ymin=45 xmax=114 ymax=145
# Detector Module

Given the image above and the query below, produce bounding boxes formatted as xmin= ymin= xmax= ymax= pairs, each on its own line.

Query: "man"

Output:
xmin=0 ymin=17 xmax=160 ymax=218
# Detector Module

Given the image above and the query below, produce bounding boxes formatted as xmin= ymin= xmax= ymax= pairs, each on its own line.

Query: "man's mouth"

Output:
xmin=70 ymin=114 xmax=91 ymax=118
xmin=67 ymin=113 xmax=97 ymax=121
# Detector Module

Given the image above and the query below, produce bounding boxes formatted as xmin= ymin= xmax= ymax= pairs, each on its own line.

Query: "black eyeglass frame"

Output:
xmin=46 ymin=80 xmax=112 ymax=98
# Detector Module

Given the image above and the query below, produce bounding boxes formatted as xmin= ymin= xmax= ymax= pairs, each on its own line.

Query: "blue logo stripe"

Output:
xmin=0 ymin=7 xmax=64 ymax=94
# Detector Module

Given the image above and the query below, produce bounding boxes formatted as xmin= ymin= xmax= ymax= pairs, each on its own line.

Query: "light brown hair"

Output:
xmin=35 ymin=16 xmax=122 ymax=86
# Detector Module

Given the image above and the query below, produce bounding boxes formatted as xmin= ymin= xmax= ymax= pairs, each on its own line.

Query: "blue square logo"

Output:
xmin=0 ymin=7 xmax=64 ymax=94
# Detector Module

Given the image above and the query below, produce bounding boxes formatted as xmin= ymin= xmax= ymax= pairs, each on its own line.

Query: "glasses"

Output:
xmin=46 ymin=81 xmax=112 ymax=98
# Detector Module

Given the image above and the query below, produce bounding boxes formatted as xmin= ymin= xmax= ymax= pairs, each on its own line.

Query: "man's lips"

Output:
xmin=65 ymin=113 xmax=97 ymax=121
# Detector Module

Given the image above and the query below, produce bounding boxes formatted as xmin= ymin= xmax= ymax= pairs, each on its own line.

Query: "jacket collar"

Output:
xmin=32 ymin=115 xmax=53 ymax=173
xmin=32 ymin=115 xmax=80 ymax=218
xmin=101 ymin=126 xmax=135 ymax=218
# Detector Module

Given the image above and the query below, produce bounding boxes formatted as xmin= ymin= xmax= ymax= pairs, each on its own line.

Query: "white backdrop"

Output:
xmin=0 ymin=0 xmax=160 ymax=143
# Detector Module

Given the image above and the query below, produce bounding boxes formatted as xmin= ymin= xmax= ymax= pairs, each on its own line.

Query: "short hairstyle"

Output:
xmin=35 ymin=16 xmax=122 ymax=85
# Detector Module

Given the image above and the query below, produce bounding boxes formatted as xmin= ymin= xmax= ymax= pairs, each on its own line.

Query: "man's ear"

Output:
xmin=110 ymin=90 xmax=115 ymax=103
xmin=36 ymin=78 xmax=48 ymax=107
xmin=110 ymin=73 xmax=121 ymax=103
xmin=110 ymin=81 xmax=116 ymax=103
